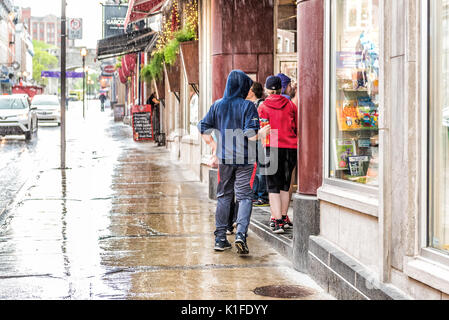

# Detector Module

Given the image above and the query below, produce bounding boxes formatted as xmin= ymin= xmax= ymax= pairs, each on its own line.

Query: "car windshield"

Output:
xmin=0 ymin=98 xmax=26 ymax=110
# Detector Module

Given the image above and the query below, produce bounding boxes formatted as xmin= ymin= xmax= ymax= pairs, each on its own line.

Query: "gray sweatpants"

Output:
xmin=215 ymin=164 xmax=257 ymax=240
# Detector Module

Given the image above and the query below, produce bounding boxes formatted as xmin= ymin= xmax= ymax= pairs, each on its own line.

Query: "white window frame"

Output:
xmin=322 ymin=0 xmax=381 ymax=197
xmin=274 ymin=0 xmax=297 ymax=75
xmin=402 ymin=0 xmax=449 ymax=295
xmin=421 ymin=0 xmax=449 ymax=265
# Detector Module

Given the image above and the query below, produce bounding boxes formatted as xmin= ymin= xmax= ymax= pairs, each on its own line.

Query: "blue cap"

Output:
xmin=276 ymin=73 xmax=291 ymax=94
xmin=265 ymin=76 xmax=282 ymax=91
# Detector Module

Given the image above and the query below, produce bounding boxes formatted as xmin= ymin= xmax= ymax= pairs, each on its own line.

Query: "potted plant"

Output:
xmin=178 ymin=1 xmax=199 ymax=85
xmin=164 ymin=54 xmax=181 ymax=93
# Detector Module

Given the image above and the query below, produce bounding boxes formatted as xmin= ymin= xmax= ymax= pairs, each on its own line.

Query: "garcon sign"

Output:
xmin=103 ymin=5 xmax=128 ymax=38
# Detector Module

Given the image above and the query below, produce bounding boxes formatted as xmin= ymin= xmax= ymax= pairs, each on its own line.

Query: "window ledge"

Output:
xmin=317 ymin=183 xmax=379 ymax=217
xmin=404 ymin=256 xmax=449 ymax=295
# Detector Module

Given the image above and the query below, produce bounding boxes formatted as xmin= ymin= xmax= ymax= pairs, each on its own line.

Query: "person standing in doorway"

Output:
xmin=198 ymin=70 xmax=270 ymax=255
xmin=258 ymin=76 xmax=297 ymax=234
xmin=147 ymin=92 xmax=161 ymax=142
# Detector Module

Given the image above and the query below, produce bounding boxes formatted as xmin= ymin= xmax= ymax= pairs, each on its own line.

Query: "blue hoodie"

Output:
xmin=198 ymin=70 xmax=260 ymax=166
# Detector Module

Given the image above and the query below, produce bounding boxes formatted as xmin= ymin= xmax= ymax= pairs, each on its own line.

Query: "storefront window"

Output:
xmin=429 ymin=0 xmax=449 ymax=253
xmin=329 ymin=0 xmax=380 ymax=186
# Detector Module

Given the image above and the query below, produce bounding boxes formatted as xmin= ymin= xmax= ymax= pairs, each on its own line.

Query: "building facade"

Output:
xmin=28 ymin=13 xmax=75 ymax=48
xmin=118 ymin=0 xmax=449 ymax=300
xmin=0 ymin=0 xmax=16 ymax=93
xmin=294 ymin=0 xmax=449 ymax=300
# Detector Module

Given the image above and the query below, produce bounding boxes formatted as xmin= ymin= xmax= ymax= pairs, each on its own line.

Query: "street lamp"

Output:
xmin=80 ymin=47 xmax=88 ymax=119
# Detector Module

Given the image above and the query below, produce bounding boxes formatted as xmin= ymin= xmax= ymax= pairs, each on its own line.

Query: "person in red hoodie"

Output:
xmin=258 ymin=76 xmax=298 ymax=234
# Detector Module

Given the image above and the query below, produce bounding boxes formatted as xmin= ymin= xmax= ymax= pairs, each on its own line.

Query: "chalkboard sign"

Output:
xmin=132 ymin=105 xmax=153 ymax=141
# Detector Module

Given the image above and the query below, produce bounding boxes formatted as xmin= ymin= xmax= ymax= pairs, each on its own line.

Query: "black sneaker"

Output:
xmin=270 ymin=218 xmax=276 ymax=230
xmin=214 ymin=239 xmax=232 ymax=252
xmin=273 ymin=219 xmax=285 ymax=234
xmin=234 ymin=233 xmax=249 ymax=255
xmin=282 ymin=215 xmax=293 ymax=229
xmin=253 ymin=199 xmax=270 ymax=207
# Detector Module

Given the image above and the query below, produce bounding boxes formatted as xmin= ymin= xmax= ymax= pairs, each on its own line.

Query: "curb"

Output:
xmin=248 ymin=213 xmax=293 ymax=262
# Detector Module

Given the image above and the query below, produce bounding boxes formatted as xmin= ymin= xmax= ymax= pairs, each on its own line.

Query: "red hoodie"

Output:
xmin=258 ymin=95 xmax=298 ymax=149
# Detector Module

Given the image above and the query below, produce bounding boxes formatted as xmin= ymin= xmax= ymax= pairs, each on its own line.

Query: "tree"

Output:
xmin=32 ymin=40 xmax=59 ymax=86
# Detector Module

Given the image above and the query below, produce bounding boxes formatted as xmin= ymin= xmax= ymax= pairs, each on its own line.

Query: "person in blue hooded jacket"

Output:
xmin=198 ymin=70 xmax=271 ymax=255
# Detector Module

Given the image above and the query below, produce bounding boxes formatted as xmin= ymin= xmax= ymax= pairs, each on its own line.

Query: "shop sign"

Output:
xmin=132 ymin=105 xmax=153 ymax=142
xmin=103 ymin=5 xmax=128 ymax=38
xmin=336 ymin=51 xmax=362 ymax=69
xmin=68 ymin=18 xmax=83 ymax=40
xmin=101 ymin=63 xmax=115 ymax=77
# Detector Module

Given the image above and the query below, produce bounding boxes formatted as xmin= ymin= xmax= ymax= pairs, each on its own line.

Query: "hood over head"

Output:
xmin=223 ymin=70 xmax=253 ymax=100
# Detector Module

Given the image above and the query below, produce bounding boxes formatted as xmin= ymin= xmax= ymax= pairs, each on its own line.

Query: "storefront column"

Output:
xmin=292 ymin=0 xmax=324 ymax=273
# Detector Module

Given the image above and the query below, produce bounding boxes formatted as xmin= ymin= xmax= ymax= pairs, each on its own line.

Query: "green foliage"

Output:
xmin=175 ymin=24 xmax=196 ymax=43
xmin=141 ymin=50 xmax=165 ymax=82
xmin=32 ymin=40 xmax=58 ymax=86
xmin=163 ymin=38 xmax=180 ymax=66
xmin=140 ymin=20 xmax=197 ymax=83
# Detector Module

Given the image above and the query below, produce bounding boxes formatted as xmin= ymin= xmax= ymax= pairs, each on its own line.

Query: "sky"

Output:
xmin=15 ymin=0 xmax=105 ymax=49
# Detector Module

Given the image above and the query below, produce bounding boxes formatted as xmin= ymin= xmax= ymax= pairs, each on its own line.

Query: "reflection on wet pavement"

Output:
xmin=0 ymin=101 xmax=332 ymax=300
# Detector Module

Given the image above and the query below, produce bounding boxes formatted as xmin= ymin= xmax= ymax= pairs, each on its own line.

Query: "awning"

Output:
xmin=124 ymin=0 xmax=165 ymax=29
xmin=96 ymin=27 xmax=157 ymax=60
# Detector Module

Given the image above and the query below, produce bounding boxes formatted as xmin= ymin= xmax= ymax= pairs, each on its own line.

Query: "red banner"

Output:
xmin=131 ymin=104 xmax=153 ymax=142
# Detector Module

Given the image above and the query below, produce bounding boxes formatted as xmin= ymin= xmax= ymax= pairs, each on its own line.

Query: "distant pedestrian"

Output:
xmin=99 ymin=94 xmax=106 ymax=112
xmin=258 ymin=76 xmax=297 ymax=234
xmin=198 ymin=70 xmax=270 ymax=255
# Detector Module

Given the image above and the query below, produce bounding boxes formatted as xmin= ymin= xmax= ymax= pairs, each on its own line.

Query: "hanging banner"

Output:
xmin=68 ymin=18 xmax=83 ymax=40
xmin=103 ymin=5 xmax=128 ymax=38
xmin=41 ymin=71 xmax=84 ymax=78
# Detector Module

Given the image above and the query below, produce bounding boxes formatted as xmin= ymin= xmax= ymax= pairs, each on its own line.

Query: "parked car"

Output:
xmin=0 ymin=95 xmax=38 ymax=140
xmin=31 ymin=95 xmax=61 ymax=126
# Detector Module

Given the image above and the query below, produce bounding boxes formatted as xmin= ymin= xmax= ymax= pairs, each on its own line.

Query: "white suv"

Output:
xmin=0 ymin=95 xmax=38 ymax=140
xmin=31 ymin=94 xmax=61 ymax=126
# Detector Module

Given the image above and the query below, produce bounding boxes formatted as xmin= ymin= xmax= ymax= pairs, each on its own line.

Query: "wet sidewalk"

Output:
xmin=0 ymin=104 xmax=333 ymax=300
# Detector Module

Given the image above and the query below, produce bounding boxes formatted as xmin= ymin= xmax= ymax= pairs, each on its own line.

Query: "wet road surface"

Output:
xmin=0 ymin=101 xmax=332 ymax=300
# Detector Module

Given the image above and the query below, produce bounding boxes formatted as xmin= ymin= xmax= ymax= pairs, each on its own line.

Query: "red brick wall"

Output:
xmin=211 ymin=0 xmax=274 ymax=101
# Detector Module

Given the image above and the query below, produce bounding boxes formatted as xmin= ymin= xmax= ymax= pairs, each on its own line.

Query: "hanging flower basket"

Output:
xmin=180 ymin=40 xmax=199 ymax=85
xmin=164 ymin=55 xmax=181 ymax=93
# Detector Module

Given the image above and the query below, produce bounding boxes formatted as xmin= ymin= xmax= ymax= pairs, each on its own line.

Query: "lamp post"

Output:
xmin=61 ymin=0 xmax=67 ymax=169
xmin=80 ymin=47 xmax=87 ymax=119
